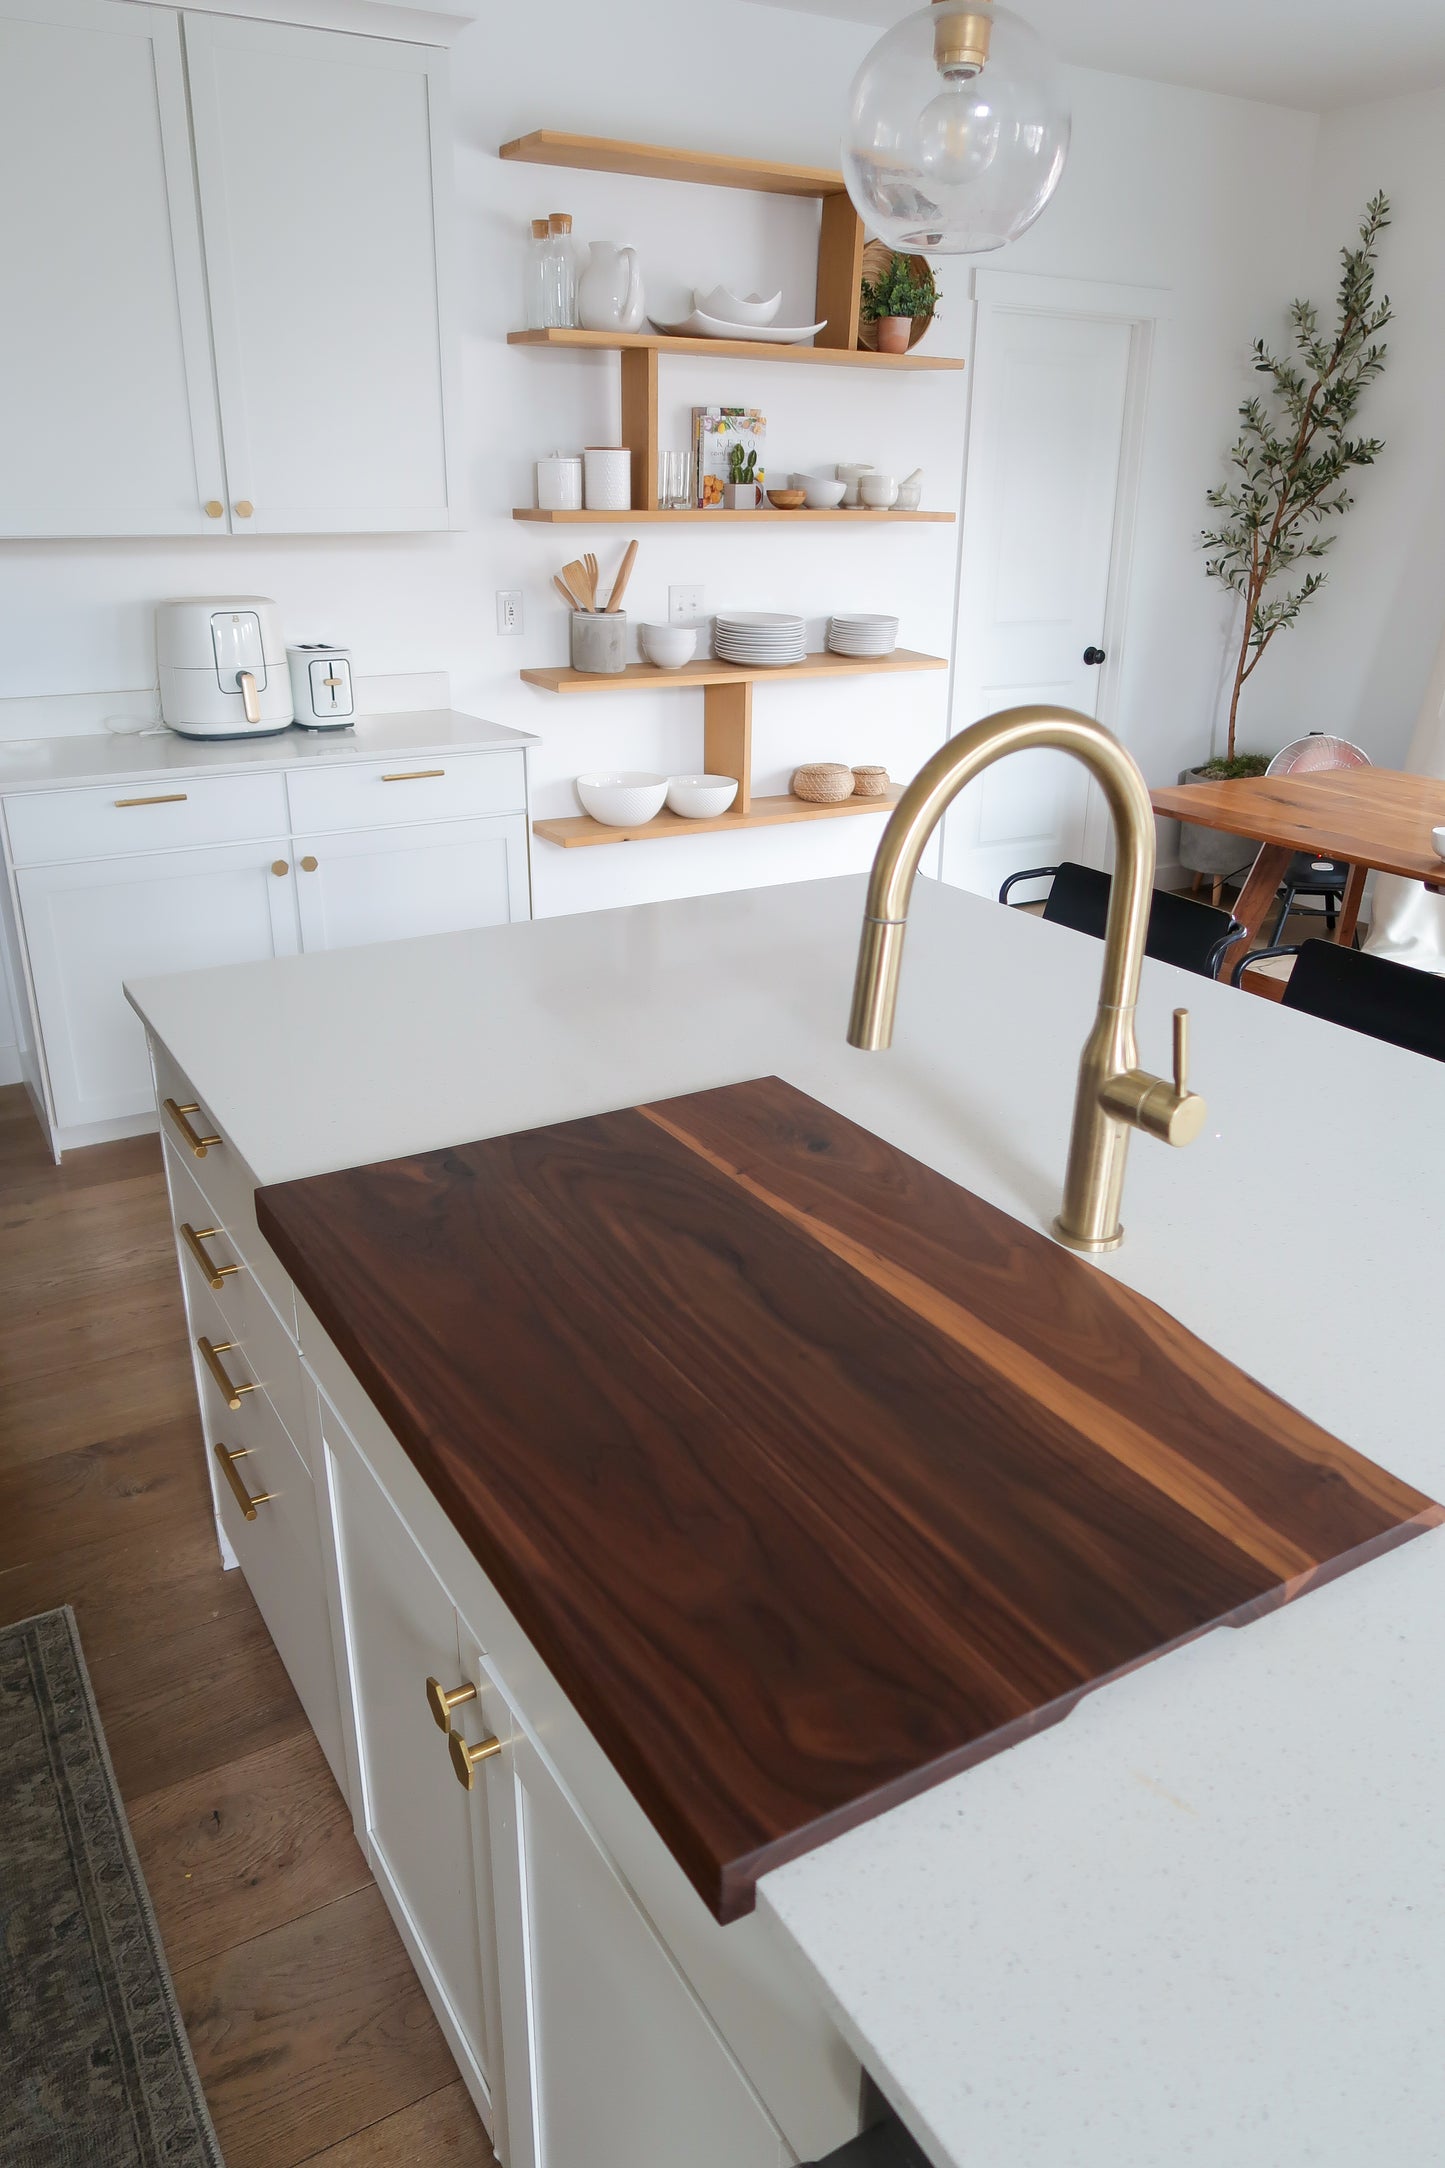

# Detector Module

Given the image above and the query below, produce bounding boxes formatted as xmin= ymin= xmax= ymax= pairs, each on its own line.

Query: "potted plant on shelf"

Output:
xmin=1183 ymin=193 xmax=1392 ymax=883
xmin=860 ymin=251 xmax=938 ymax=355
xmin=724 ymin=442 xmax=761 ymax=509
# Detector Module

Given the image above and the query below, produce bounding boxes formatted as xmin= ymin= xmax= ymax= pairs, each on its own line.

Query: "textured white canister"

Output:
xmin=536 ymin=454 xmax=583 ymax=511
xmin=584 ymin=446 xmax=632 ymax=512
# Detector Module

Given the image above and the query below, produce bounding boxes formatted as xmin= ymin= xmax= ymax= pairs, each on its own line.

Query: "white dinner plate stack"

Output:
xmin=827 ymin=613 xmax=900 ymax=658
xmin=714 ymin=611 xmax=807 ymax=667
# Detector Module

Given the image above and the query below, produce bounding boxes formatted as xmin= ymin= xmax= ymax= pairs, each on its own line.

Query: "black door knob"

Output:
xmin=1083 ymin=646 xmax=1106 ymax=666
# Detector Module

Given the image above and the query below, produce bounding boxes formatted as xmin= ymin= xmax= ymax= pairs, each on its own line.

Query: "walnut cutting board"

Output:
xmin=255 ymin=1078 xmax=1441 ymax=1923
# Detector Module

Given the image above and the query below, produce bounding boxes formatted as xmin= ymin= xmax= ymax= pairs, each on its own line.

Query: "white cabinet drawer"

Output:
xmin=6 ymin=773 xmax=290 ymax=866
xmin=166 ymin=1137 xmax=307 ymax=1455
xmin=152 ymin=1040 xmax=296 ymax=1325
xmin=286 ymin=751 xmax=526 ymax=835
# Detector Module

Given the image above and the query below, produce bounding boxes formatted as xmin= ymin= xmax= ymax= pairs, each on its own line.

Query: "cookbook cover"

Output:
xmin=692 ymin=407 xmax=767 ymax=507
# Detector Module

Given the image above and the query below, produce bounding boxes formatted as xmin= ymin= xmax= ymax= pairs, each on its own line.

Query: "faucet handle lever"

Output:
xmin=1173 ymin=1008 xmax=1189 ymax=1097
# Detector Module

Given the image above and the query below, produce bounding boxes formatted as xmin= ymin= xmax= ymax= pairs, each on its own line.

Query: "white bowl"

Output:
xmin=1434 ymin=824 xmax=1445 ymax=859
xmin=694 ymin=285 xmax=782 ymax=327
xmin=803 ymin=476 xmax=848 ymax=509
xmin=639 ymin=623 xmax=697 ymax=670
xmin=666 ymin=773 xmax=739 ymax=819
xmin=859 ymin=475 xmax=899 ymax=508
xmin=575 ymin=771 xmax=668 ymax=827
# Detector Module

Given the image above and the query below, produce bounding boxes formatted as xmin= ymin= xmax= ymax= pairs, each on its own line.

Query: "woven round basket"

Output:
xmin=852 ymin=765 xmax=891 ymax=798
xmin=856 ymin=240 xmax=935 ymax=354
xmin=791 ymin=762 xmax=854 ymax=804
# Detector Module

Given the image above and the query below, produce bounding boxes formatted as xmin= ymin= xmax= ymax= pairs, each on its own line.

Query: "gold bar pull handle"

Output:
xmin=180 ymin=1223 xmax=239 ymax=1291
xmin=381 ymin=769 xmax=444 ymax=783
xmin=426 ymin=1676 xmax=478 ymax=1732
xmin=214 ymin=1442 xmax=274 ymax=1522
xmin=198 ymin=1336 xmax=254 ymax=1411
xmin=448 ymin=1728 xmax=502 ymax=1791
xmin=115 ymin=793 xmax=188 ymax=808
xmin=163 ymin=1099 xmax=221 ymax=1157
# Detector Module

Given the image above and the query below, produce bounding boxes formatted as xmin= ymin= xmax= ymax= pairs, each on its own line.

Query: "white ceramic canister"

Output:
xmin=835 ymin=462 xmax=875 ymax=508
xmin=584 ymin=446 xmax=632 ymax=512
xmin=536 ymin=453 xmax=583 ymax=511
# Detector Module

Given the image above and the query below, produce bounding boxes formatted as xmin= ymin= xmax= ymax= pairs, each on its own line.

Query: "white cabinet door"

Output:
xmin=184 ymin=12 xmax=456 ymax=535
xmin=0 ymin=0 xmax=227 ymax=537
xmin=325 ymin=1414 xmax=499 ymax=2128
xmin=18 ymin=840 xmax=299 ymax=1132
xmin=490 ymin=1728 xmax=783 ymax=2168
xmin=293 ymin=816 xmax=531 ymax=952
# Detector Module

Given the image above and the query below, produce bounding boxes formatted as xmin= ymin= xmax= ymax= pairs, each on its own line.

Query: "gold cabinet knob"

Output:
xmin=213 ymin=1441 xmax=274 ymax=1521
xmin=449 ymin=1727 xmax=502 ymax=1790
xmin=204 ymin=499 xmax=224 ymax=519
xmin=300 ymin=855 xmax=318 ymax=873
xmin=425 ymin=1676 xmax=477 ymax=1732
xmin=234 ymin=499 xmax=254 ymax=518
xmin=271 ymin=859 xmax=289 ymax=877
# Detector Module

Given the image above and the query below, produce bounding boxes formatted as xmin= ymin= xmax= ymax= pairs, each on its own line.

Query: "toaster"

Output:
xmin=288 ymin=645 xmax=355 ymax=728
xmin=156 ymin=597 xmax=294 ymax=739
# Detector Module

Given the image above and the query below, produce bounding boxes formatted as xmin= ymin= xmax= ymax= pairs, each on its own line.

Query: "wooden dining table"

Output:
xmin=1150 ymin=766 xmax=1445 ymax=977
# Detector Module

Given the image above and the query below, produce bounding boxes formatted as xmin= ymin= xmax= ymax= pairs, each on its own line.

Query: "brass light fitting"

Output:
xmin=932 ymin=0 xmax=992 ymax=79
xmin=847 ymin=706 xmax=1206 ymax=1253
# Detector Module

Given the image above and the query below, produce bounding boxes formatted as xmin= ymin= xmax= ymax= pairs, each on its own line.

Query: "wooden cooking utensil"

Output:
xmin=560 ymin=559 xmax=595 ymax=611
xmin=583 ymin=551 xmax=600 ymax=597
xmin=605 ymin=539 xmax=639 ymax=615
xmin=552 ymin=575 xmax=581 ymax=612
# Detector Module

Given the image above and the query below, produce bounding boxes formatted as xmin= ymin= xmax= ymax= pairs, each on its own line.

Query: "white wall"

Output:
xmin=1247 ymin=86 xmax=1445 ymax=767
xmin=0 ymin=0 xmax=1321 ymax=965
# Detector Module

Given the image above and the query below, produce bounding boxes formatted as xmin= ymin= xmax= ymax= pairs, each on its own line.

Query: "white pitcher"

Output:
xmin=577 ymin=242 xmax=645 ymax=333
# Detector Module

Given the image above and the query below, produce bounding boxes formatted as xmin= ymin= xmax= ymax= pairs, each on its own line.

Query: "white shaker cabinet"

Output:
xmin=18 ymin=837 xmax=300 ymax=1132
xmin=0 ymin=0 xmax=227 ymax=537
xmin=184 ymin=13 xmax=457 ymax=535
xmin=292 ymin=815 xmax=531 ymax=951
xmin=0 ymin=0 xmax=457 ymax=538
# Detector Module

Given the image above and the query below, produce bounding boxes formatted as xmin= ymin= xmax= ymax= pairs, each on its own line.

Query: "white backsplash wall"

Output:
xmin=0 ymin=0 xmax=1326 ymax=940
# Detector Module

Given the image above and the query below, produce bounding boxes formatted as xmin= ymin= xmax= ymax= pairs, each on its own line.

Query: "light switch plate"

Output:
xmin=669 ymin=584 xmax=705 ymax=626
xmin=497 ymin=590 xmax=523 ymax=635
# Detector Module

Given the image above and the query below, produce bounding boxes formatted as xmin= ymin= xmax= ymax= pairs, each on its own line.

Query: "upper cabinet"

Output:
xmin=0 ymin=0 xmax=457 ymax=538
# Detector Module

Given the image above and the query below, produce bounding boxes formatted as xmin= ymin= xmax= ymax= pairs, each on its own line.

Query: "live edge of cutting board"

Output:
xmin=254 ymin=1077 xmax=1441 ymax=1924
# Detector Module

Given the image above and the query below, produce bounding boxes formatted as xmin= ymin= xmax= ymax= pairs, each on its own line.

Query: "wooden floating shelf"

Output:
xmin=514 ymin=506 xmax=954 ymax=525
xmin=534 ymin=790 xmax=901 ymax=849
xmin=500 ymin=130 xmax=850 ymax=201
xmin=520 ymin=648 xmax=947 ymax=695
xmin=507 ymin=327 xmax=963 ymax=373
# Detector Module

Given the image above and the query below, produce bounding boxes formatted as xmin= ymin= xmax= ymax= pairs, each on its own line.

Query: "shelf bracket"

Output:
xmin=619 ymin=346 xmax=659 ymax=514
xmin=815 ymin=192 xmax=865 ymax=351
xmin=703 ymin=681 xmax=754 ymax=816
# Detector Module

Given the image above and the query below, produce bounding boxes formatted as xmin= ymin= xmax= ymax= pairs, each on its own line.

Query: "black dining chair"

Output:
xmin=1232 ymin=937 xmax=1445 ymax=1062
xmin=998 ymin=861 xmax=1243 ymax=978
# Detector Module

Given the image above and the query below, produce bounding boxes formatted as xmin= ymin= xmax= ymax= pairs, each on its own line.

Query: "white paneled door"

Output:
xmin=941 ymin=276 xmax=1155 ymax=899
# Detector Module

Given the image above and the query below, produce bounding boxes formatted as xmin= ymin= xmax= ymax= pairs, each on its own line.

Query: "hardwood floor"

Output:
xmin=0 ymin=1083 xmax=495 ymax=2168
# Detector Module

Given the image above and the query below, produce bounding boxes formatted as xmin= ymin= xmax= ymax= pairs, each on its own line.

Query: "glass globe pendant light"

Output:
xmin=842 ymin=0 xmax=1070 ymax=254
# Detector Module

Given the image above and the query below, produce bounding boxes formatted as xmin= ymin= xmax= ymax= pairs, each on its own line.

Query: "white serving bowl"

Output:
xmin=803 ymin=475 xmax=848 ymax=509
xmin=1434 ymin=823 xmax=1445 ymax=859
xmin=575 ymin=771 xmax=667 ymax=826
xmin=667 ymin=773 xmax=738 ymax=819
xmin=639 ymin=623 xmax=698 ymax=670
xmin=694 ymin=285 xmax=782 ymax=327
xmin=859 ymin=474 xmax=899 ymax=508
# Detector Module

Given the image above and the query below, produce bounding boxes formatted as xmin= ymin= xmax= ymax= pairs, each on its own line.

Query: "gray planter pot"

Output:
xmin=1174 ymin=766 xmax=1259 ymax=880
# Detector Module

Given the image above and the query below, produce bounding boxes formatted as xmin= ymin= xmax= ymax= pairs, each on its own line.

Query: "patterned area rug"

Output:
xmin=0 ymin=1606 xmax=224 ymax=2167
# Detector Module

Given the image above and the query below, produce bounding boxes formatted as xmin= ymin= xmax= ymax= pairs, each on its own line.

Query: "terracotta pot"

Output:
xmin=876 ymin=315 xmax=912 ymax=355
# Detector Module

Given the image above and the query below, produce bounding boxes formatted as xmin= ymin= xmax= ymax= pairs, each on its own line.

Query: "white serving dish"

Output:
xmin=639 ymin=623 xmax=698 ymax=670
xmin=694 ymin=286 xmax=782 ymax=327
xmin=803 ymin=476 xmax=848 ymax=509
xmin=650 ymin=311 xmax=829 ymax=345
xmin=666 ymin=773 xmax=739 ymax=819
xmin=1434 ymin=823 xmax=1445 ymax=858
xmin=575 ymin=771 xmax=668 ymax=827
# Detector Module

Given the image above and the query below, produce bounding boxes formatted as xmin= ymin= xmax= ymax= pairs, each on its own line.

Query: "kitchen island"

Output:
xmin=127 ymin=873 xmax=1445 ymax=2168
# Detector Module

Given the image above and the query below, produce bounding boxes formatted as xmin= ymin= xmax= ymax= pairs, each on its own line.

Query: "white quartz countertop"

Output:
xmin=0 ymin=710 xmax=534 ymax=794
xmin=126 ymin=874 xmax=1444 ymax=2168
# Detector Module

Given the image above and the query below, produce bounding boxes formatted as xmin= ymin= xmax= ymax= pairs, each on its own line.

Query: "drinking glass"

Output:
xmin=659 ymin=449 xmax=693 ymax=511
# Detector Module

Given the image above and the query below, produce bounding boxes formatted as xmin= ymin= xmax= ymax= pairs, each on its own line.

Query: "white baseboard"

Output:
xmin=0 ymin=1045 xmax=21 ymax=1087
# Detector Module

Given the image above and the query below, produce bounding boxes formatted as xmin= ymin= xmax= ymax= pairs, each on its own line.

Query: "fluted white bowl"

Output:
xmin=694 ymin=285 xmax=783 ymax=327
xmin=666 ymin=773 xmax=739 ymax=819
xmin=575 ymin=772 xmax=667 ymax=826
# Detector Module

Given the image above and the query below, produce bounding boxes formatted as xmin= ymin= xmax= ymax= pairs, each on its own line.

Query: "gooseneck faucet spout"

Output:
xmin=848 ymin=706 xmax=1206 ymax=1253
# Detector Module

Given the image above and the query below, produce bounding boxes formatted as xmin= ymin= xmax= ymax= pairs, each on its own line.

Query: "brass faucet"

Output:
xmin=848 ymin=705 xmax=1206 ymax=1252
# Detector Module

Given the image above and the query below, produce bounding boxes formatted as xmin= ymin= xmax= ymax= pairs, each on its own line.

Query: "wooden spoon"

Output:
xmin=552 ymin=575 xmax=581 ymax=612
xmin=560 ymin=559 xmax=595 ymax=611
xmin=605 ymin=539 xmax=639 ymax=615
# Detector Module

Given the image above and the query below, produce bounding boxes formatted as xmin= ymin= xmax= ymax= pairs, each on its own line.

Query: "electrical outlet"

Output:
xmin=496 ymin=590 xmax=523 ymax=635
xmin=669 ymin=584 xmax=705 ymax=626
